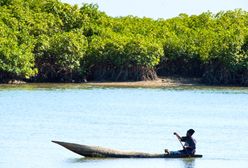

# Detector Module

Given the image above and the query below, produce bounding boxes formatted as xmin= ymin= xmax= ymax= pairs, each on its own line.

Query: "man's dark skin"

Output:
xmin=165 ymin=129 xmax=196 ymax=155
xmin=174 ymin=131 xmax=195 ymax=150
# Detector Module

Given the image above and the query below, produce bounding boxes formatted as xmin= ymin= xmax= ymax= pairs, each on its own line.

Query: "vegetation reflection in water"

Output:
xmin=0 ymin=83 xmax=248 ymax=95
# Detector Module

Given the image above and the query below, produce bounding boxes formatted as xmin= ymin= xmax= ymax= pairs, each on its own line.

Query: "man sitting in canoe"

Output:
xmin=164 ymin=129 xmax=196 ymax=155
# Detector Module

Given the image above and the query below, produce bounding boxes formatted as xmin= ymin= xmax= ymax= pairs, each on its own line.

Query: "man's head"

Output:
xmin=186 ymin=129 xmax=195 ymax=137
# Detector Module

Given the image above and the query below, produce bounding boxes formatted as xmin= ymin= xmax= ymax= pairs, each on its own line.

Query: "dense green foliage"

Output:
xmin=0 ymin=0 xmax=248 ymax=85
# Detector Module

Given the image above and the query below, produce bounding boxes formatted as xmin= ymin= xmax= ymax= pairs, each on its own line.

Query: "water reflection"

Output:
xmin=68 ymin=157 xmax=90 ymax=163
xmin=68 ymin=157 xmax=116 ymax=163
xmin=181 ymin=158 xmax=195 ymax=168
xmin=70 ymin=157 xmax=196 ymax=168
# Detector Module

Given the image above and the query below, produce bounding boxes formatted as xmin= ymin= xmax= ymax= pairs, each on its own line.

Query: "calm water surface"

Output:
xmin=0 ymin=85 xmax=248 ymax=168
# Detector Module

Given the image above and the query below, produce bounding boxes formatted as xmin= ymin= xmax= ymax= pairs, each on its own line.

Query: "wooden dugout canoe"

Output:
xmin=52 ymin=140 xmax=203 ymax=158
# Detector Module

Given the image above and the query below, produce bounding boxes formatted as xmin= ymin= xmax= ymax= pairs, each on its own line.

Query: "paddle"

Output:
xmin=174 ymin=132 xmax=191 ymax=156
xmin=174 ymin=132 xmax=184 ymax=149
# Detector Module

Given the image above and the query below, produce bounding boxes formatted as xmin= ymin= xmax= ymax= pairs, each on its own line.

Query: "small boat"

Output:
xmin=52 ymin=141 xmax=203 ymax=158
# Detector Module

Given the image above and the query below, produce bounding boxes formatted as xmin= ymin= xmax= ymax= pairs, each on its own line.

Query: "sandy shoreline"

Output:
xmin=0 ymin=77 xmax=203 ymax=88
xmin=1 ymin=77 xmax=247 ymax=89
xmin=86 ymin=77 xmax=202 ymax=88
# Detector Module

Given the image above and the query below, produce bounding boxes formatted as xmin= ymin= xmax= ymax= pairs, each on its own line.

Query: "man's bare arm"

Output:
xmin=173 ymin=132 xmax=182 ymax=140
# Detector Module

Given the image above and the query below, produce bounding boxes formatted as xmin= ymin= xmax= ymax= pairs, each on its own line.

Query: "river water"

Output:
xmin=0 ymin=85 xmax=248 ymax=168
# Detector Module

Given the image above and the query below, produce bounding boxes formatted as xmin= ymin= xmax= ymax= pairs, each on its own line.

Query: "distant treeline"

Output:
xmin=0 ymin=0 xmax=248 ymax=85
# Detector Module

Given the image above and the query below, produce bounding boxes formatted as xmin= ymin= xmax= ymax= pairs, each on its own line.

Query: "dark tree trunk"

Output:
xmin=88 ymin=65 xmax=158 ymax=81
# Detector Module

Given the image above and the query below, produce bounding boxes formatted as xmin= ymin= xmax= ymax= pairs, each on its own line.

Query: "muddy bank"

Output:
xmin=86 ymin=77 xmax=202 ymax=88
xmin=0 ymin=77 xmax=203 ymax=89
